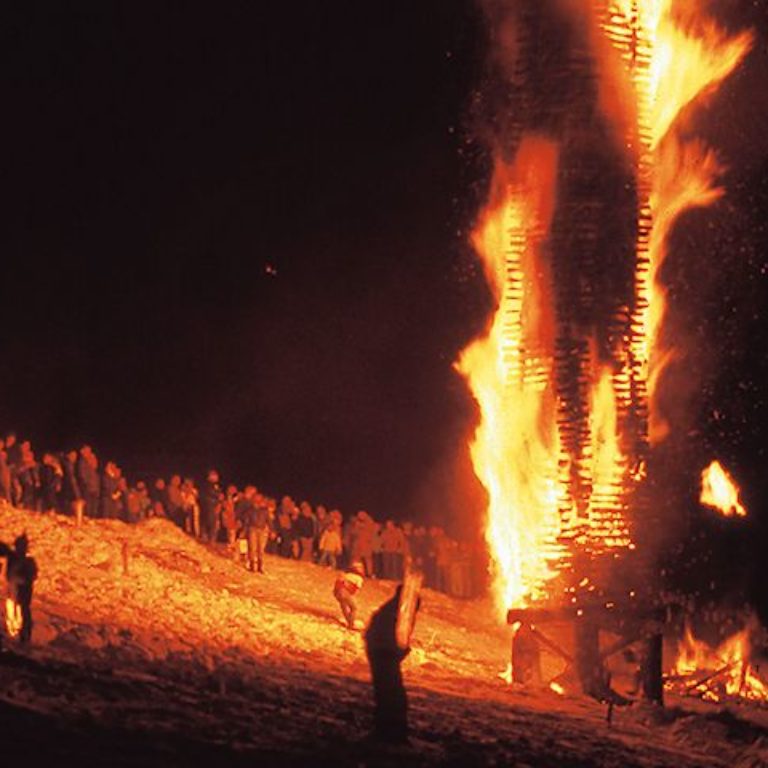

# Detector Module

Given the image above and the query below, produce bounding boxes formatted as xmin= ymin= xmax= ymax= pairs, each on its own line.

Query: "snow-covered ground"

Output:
xmin=1 ymin=507 xmax=767 ymax=766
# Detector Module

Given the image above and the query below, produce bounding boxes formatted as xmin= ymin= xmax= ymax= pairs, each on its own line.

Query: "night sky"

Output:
xmin=3 ymin=0 xmax=768 ymax=559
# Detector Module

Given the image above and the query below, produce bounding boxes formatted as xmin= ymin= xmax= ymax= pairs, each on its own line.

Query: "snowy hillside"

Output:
xmin=1 ymin=508 xmax=767 ymax=767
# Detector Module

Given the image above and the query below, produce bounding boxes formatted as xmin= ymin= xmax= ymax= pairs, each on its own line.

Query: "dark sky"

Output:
xmin=3 ymin=1 xmax=489 ymax=526
xmin=3 ymin=1 xmax=768 ymax=549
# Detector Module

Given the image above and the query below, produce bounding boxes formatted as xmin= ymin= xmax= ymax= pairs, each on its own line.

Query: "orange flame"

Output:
xmin=675 ymin=623 xmax=766 ymax=702
xmin=587 ymin=365 xmax=632 ymax=549
xmin=457 ymin=137 xmax=565 ymax=613
xmin=5 ymin=598 xmax=22 ymax=638
xmin=600 ymin=1 xmax=752 ymax=444
xmin=700 ymin=460 xmax=747 ymax=517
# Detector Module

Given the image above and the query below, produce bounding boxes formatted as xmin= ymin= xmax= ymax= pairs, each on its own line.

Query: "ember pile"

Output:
xmin=666 ymin=620 xmax=768 ymax=705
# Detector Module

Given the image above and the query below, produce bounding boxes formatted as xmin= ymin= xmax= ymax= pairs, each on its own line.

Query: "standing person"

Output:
xmin=334 ymin=561 xmax=365 ymax=629
xmin=380 ymin=521 xmax=404 ymax=581
xmin=166 ymin=475 xmax=185 ymax=528
xmin=150 ymin=478 xmax=168 ymax=518
xmin=315 ymin=505 xmax=329 ymax=560
xmin=77 ymin=445 xmax=100 ymax=518
xmin=296 ymin=502 xmax=315 ymax=562
xmin=221 ymin=485 xmax=240 ymax=553
xmin=5 ymin=434 xmax=22 ymax=505
xmin=181 ymin=478 xmax=200 ymax=537
xmin=0 ymin=439 xmax=12 ymax=504
xmin=275 ymin=497 xmax=294 ymax=558
xmin=352 ymin=511 xmax=375 ymax=578
xmin=135 ymin=481 xmax=152 ymax=520
xmin=0 ymin=534 xmax=38 ymax=645
xmin=99 ymin=461 xmax=122 ymax=519
xmin=16 ymin=444 xmax=40 ymax=511
xmin=243 ymin=490 xmax=270 ymax=573
xmin=200 ymin=469 xmax=224 ymax=543
xmin=318 ymin=518 xmax=343 ymax=568
xmin=60 ymin=450 xmax=83 ymax=521
xmin=123 ymin=480 xmax=143 ymax=523
xmin=39 ymin=453 xmax=63 ymax=514
xmin=364 ymin=584 xmax=420 ymax=744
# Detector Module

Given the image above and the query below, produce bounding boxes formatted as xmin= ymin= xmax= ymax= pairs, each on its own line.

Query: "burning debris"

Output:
xmin=700 ymin=460 xmax=747 ymax=518
xmin=667 ymin=618 xmax=768 ymax=705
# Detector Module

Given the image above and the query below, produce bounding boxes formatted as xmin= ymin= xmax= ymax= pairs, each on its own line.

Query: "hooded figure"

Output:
xmin=364 ymin=583 xmax=421 ymax=743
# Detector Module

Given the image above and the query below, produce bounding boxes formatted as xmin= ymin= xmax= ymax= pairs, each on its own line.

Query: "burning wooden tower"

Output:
xmin=458 ymin=0 xmax=752 ymax=614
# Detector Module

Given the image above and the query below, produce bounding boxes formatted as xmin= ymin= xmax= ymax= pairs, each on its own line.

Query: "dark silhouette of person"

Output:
xmin=76 ymin=445 xmax=100 ymax=518
xmin=60 ymin=449 xmax=83 ymax=520
xmin=364 ymin=584 xmax=420 ymax=743
xmin=0 ymin=534 xmax=38 ymax=644
xmin=200 ymin=469 xmax=224 ymax=543
xmin=239 ymin=487 xmax=270 ymax=573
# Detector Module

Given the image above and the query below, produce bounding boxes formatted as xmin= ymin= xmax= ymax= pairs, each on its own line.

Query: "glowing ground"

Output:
xmin=1 ymin=508 xmax=766 ymax=766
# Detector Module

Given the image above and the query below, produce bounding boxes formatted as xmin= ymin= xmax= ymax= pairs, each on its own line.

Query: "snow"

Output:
xmin=2 ymin=507 xmax=767 ymax=766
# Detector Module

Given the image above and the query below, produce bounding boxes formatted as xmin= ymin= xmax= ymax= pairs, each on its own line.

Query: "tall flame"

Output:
xmin=600 ymin=0 xmax=753 ymax=443
xmin=700 ymin=460 xmax=747 ymax=517
xmin=457 ymin=137 xmax=565 ymax=613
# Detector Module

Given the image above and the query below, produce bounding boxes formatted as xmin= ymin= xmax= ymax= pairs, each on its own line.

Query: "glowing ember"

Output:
xmin=700 ymin=460 xmax=747 ymax=518
xmin=673 ymin=623 xmax=767 ymax=702
xmin=549 ymin=681 xmax=566 ymax=696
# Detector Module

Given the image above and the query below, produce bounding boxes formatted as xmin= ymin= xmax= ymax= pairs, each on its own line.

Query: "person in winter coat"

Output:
xmin=60 ymin=450 xmax=83 ymax=520
xmin=0 ymin=534 xmax=38 ymax=645
xmin=275 ymin=497 xmax=294 ymax=558
xmin=351 ymin=511 xmax=375 ymax=577
xmin=364 ymin=584 xmax=420 ymax=743
xmin=334 ymin=561 xmax=364 ymax=629
xmin=16 ymin=444 xmax=40 ymax=511
xmin=200 ymin=469 xmax=224 ymax=543
xmin=318 ymin=520 xmax=343 ymax=568
xmin=76 ymin=445 xmax=100 ymax=518
xmin=166 ymin=475 xmax=185 ymax=528
xmin=379 ymin=520 xmax=405 ymax=580
xmin=222 ymin=485 xmax=240 ymax=552
xmin=295 ymin=502 xmax=315 ymax=562
xmin=39 ymin=453 xmax=63 ymax=513
xmin=241 ymin=488 xmax=271 ymax=573
xmin=99 ymin=461 xmax=122 ymax=519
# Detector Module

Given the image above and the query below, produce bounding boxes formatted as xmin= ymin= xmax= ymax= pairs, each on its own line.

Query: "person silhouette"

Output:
xmin=364 ymin=584 xmax=420 ymax=743
xmin=0 ymin=533 xmax=38 ymax=644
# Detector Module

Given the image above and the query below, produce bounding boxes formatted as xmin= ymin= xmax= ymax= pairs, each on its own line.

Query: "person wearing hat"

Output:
xmin=333 ymin=561 xmax=365 ymax=629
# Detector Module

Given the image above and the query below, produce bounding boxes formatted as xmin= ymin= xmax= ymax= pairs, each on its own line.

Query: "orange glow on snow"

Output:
xmin=700 ymin=460 xmax=747 ymax=517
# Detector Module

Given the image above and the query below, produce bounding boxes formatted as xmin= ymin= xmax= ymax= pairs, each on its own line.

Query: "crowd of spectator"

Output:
xmin=0 ymin=432 xmax=486 ymax=599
